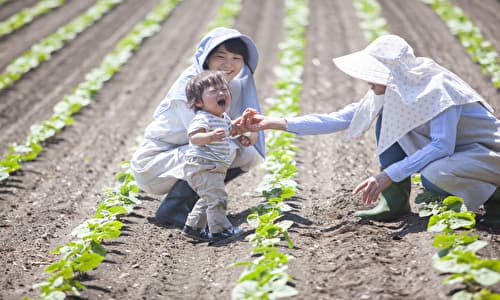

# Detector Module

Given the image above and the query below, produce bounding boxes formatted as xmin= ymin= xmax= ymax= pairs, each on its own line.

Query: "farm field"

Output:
xmin=0 ymin=0 xmax=499 ymax=299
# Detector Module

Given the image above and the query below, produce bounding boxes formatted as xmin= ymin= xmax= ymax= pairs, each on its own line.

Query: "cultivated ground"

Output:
xmin=0 ymin=0 xmax=499 ymax=299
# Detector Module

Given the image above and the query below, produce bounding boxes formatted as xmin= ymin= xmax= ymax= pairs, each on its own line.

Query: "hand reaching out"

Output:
xmin=244 ymin=114 xmax=273 ymax=131
xmin=236 ymin=107 xmax=287 ymax=132
xmin=231 ymin=108 xmax=260 ymax=136
xmin=353 ymin=172 xmax=393 ymax=204
xmin=241 ymin=107 xmax=259 ymax=122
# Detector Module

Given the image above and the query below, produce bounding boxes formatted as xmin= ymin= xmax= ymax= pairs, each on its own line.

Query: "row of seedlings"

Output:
xmin=422 ymin=0 xmax=500 ymax=88
xmin=28 ymin=0 xmax=250 ymax=298
xmin=353 ymin=1 xmax=500 ymax=299
xmin=0 ymin=0 xmax=67 ymax=38
xmin=231 ymin=0 xmax=308 ymax=299
xmin=205 ymin=0 xmax=241 ymax=30
xmin=26 ymin=1 xmax=182 ymax=296
xmin=0 ymin=0 xmax=123 ymax=91
xmin=419 ymin=198 xmax=500 ymax=299
xmin=0 ymin=0 xmax=249 ymax=183
xmin=0 ymin=0 xmax=127 ymax=182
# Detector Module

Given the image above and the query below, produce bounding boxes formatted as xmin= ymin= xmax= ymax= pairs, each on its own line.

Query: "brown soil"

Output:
xmin=0 ymin=0 xmax=499 ymax=299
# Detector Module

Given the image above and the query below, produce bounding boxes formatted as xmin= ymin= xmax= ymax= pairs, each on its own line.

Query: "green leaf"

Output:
xmin=428 ymin=217 xmax=449 ymax=232
xmin=271 ymin=284 xmax=298 ymax=298
xmin=275 ymin=220 xmax=293 ymax=232
xmin=432 ymin=253 xmax=471 ymax=273
xmin=433 ymin=233 xmax=456 ymax=249
xmin=45 ymin=260 xmax=69 ymax=274
xmin=415 ymin=191 xmax=445 ymax=204
xmin=449 ymin=211 xmax=476 ymax=230
xmin=74 ymin=252 xmax=104 ymax=272
xmin=0 ymin=167 xmax=9 ymax=181
xmin=443 ymin=196 xmax=465 ymax=212
xmin=247 ymin=213 xmax=260 ymax=229
xmin=470 ymin=268 xmax=500 ymax=286
xmin=231 ymin=280 xmax=260 ymax=299
xmin=419 ymin=202 xmax=441 ymax=217
xmin=90 ymin=240 xmax=106 ymax=257
xmin=460 ymin=240 xmax=488 ymax=253
xmin=44 ymin=291 xmax=66 ymax=300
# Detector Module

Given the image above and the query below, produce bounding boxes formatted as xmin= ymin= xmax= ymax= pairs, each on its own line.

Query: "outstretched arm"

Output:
xmin=245 ymin=114 xmax=287 ymax=131
xmin=244 ymin=102 xmax=359 ymax=135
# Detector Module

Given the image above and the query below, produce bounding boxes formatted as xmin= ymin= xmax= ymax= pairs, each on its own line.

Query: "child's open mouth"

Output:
xmin=217 ymin=99 xmax=226 ymax=107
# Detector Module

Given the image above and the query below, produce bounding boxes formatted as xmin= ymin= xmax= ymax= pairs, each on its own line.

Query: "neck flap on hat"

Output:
xmin=344 ymin=35 xmax=492 ymax=155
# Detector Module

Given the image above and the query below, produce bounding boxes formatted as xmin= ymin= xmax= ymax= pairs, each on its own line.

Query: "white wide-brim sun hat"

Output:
xmin=333 ymin=50 xmax=390 ymax=85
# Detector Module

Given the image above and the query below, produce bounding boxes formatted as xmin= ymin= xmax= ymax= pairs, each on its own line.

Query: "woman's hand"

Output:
xmin=244 ymin=114 xmax=287 ymax=131
xmin=231 ymin=108 xmax=260 ymax=136
xmin=353 ymin=172 xmax=393 ymax=204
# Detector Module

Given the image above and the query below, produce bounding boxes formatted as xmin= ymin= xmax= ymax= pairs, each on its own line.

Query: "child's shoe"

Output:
xmin=182 ymin=225 xmax=211 ymax=242
xmin=209 ymin=226 xmax=243 ymax=242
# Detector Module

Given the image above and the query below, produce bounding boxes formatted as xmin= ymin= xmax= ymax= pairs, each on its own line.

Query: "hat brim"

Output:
xmin=333 ymin=51 xmax=389 ymax=85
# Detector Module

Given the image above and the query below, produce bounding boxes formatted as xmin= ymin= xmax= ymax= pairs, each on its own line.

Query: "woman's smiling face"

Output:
xmin=206 ymin=45 xmax=244 ymax=81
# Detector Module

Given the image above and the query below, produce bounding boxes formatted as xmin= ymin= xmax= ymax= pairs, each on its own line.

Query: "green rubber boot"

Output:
xmin=479 ymin=188 xmax=500 ymax=226
xmin=354 ymin=178 xmax=411 ymax=221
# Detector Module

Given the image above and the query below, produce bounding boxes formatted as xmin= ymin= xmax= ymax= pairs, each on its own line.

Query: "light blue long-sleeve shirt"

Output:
xmin=285 ymin=102 xmax=492 ymax=182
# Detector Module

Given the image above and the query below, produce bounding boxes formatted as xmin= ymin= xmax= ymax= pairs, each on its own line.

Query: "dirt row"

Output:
xmin=0 ymin=0 xmax=39 ymax=26
xmin=0 ymin=0 xmax=162 ymax=154
xmin=0 ymin=0 xmax=499 ymax=299
xmin=0 ymin=0 xmax=95 ymax=71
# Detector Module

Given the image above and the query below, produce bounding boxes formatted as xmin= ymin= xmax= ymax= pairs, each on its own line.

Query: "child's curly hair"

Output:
xmin=185 ymin=71 xmax=231 ymax=111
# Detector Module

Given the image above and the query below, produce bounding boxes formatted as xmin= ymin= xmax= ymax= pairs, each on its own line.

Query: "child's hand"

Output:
xmin=231 ymin=116 xmax=244 ymax=136
xmin=238 ymin=132 xmax=257 ymax=146
xmin=210 ymin=128 xmax=226 ymax=141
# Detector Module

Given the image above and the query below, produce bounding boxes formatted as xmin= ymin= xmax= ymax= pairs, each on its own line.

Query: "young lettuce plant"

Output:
xmin=422 ymin=196 xmax=500 ymax=299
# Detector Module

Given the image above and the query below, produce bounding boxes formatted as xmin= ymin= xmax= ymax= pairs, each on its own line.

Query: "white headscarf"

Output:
xmin=153 ymin=27 xmax=265 ymax=158
xmin=334 ymin=35 xmax=492 ymax=155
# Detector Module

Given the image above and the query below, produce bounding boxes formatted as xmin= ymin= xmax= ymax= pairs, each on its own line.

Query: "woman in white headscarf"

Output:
xmin=245 ymin=35 xmax=500 ymax=225
xmin=131 ymin=28 xmax=265 ymax=228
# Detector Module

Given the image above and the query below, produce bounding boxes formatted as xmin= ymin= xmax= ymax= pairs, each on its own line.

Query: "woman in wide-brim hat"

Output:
xmin=245 ymin=34 xmax=500 ymax=225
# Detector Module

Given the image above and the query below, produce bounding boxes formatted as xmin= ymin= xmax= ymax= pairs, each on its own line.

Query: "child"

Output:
xmin=182 ymin=70 xmax=249 ymax=241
